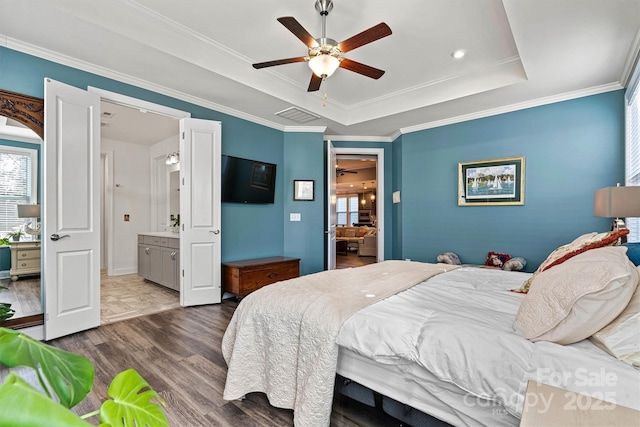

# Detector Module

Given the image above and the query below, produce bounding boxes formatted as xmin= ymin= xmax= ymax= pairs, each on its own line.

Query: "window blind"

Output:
xmin=626 ymin=56 xmax=640 ymax=242
xmin=0 ymin=148 xmax=36 ymax=234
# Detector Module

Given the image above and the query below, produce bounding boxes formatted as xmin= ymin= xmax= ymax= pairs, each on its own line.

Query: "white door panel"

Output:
xmin=327 ymin=141 xmax=337 ymax=270
xmin=180 ymin=118 xmax=221 ymax=306
xmin=44 ymin=78 xmax=100 ymax=340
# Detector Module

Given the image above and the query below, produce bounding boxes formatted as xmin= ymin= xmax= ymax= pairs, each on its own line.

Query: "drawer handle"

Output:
xmin=21 ymin=253 xmax=27 ymax=257
xmin=267 ymin=272 xmax=278 ymax=279
xmin=21 ymin=263 xmax=27 ymax=267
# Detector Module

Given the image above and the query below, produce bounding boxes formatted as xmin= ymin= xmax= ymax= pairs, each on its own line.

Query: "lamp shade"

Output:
xmin=594 ymin=186 xmax=640 ymax=217
xmin=309 ymin=54 xmax=340 ymax=78
xmin=17 ymin=204 xmax=41 ymax=218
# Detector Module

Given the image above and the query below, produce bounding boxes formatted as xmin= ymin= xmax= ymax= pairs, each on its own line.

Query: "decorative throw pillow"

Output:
xmin=503 ymin=257 xmax=527 ymax=271
xmin=623 ymin=242 xmax=640 ymax=266
xmin=345 ymin=229 xmax=356 ymax=238
xmin=358 ymin=229 xmax=368 ymax=237
xmin=512 ymin=228 xmax=630 ymax=294
xmin=335 ymin=228 xmax=342 ymax=237
xmin=516 ymin=246 xmax=638 ymax=345
xmin=436 ymin=252 xmax=461 ymax=265
xmin=485 ymin=251 xmax=511 ymax=268
xmin=590 ymin=273 xmax=640 ymax=368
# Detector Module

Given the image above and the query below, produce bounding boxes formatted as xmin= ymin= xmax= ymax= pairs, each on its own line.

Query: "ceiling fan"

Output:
xmin=252 ymin=0 xmax=392 ymax=92
xmin=336 ymin=167 xmax=358 ymax=176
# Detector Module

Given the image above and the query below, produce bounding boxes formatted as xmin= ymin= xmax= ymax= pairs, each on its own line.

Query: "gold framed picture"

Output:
xmin=458 ymin=156 xmax=525 ymax=206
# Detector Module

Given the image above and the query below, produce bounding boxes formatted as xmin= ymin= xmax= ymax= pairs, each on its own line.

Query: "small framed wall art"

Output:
xmin=293 ymin=180 xmax=314 ymax=201
xmin=458 ymin=156 xmax=525 ymax=206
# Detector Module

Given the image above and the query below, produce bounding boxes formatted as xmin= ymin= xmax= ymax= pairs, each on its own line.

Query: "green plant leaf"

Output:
xmin=0 ymin=303 xmax=14 ymax=322
xmin=0 ymin=372 xmax=93 ymax=427
xmin=100 ymin=369 xmax=167 ymax=427
xmin=0 ymin=327 xmax=93 ymax=408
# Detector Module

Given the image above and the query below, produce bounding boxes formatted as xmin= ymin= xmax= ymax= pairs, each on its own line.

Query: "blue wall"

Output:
xmin=0 ymin=46 xmax=294 ymax=266
xmin=399 ymin=91 xmax=625 ymax=270
xmin=283 ymin=132 xmax=325 ymax=274
xmin=391 ymin=135 xmax=403 ymax=259
xmin=0 ymin=46 xmax=628 ymax=275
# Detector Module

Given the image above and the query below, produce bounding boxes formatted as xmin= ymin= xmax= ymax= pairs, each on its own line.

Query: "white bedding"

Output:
xmin=222 ymin=261 xmax=457 ymax=427
xmin=337 ymin=267 xmax=640 ymax=423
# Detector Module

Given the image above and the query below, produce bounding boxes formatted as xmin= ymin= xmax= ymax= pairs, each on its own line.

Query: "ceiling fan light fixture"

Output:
xmin=309 ymin=54 xmax=340 ymax=78
xmin=451 ymin=49 xmax=466 ymax=59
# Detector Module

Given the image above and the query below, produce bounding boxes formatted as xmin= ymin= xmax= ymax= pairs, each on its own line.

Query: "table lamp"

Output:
xmin=17 ymin=204 xmax=41 ymax=238
xmin=594 ymin=184 xmax=640 ymax=243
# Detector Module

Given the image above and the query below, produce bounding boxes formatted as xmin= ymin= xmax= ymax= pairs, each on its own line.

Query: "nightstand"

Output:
xmin=9 ymin=240 xmax=41 ymax=281
xmin=519 ymin=380 xmax=640 ymax=426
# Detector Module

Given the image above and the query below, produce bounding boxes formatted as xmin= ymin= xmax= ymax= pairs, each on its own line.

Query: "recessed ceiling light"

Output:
xmin=451 ymin=49 xmax=466 ymax=59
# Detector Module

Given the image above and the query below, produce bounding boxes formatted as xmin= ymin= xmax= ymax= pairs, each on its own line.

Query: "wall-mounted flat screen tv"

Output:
xmin=221 ymin=154 xmax=277 ymax=204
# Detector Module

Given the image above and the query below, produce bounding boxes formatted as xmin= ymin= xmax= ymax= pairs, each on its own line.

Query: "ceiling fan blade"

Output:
xmin=253 ymin=57 xmax=307 ymax=69
xmin=338 ymin=22 xmax=392 ymax=53
xmin=308 ymin=73 xmax=323 ymax=92
xmin=339 ymin=58 xmax=385 ymax=79
xmin=277 ymin=16 xmax=319 ymax=48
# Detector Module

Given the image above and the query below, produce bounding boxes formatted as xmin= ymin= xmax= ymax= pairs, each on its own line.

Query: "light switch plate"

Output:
xmin=290 ymin=213 xmax=301 ymax=222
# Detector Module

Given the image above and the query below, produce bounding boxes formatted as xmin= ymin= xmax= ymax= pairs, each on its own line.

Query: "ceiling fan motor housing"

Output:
xmin=315 ymin=0 xmax=333 ymax=15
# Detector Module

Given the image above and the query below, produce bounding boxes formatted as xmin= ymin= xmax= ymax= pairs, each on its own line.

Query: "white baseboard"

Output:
xmin=109 ymin=267 xmax=138 ymax=276
xmin=0 ymin=270 xmax=8 ymax=279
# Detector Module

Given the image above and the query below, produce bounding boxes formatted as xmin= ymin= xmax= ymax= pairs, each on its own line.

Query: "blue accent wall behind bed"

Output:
xmin=398 ymin=91 xmax=625 ymax=271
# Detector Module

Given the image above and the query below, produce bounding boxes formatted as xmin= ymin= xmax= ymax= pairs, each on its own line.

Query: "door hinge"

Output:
xmin=182 ymin=269 xmax=184 ymax=277
xmin=182 ymin=131 xmax=185 ymax=139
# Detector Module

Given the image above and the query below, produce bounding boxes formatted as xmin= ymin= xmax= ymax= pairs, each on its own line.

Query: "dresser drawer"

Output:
xmin=16 ymin=250 xmax=40 ymax=260
xmin=15 ymin=258 xmax=40 ymax=269
xmin=223 ymin=257 xmax=300 ymax=296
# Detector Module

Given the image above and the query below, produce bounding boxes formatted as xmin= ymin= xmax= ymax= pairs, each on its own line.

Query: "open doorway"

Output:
xmin=97 ymin=93 xmax=185 ymax=324
xmin=331 ymin=147 xmax=385 ymax=270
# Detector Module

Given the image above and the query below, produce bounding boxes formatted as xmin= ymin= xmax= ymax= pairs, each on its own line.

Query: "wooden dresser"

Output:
xmin=222 ymin=256 xmax=300 ymax=297
xmin=10 ymin=240 xmax=41 ymax=281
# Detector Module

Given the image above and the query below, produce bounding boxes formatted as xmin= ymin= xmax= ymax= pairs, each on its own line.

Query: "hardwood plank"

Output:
xmin=5 ymin=299 xmax=417 ymax=426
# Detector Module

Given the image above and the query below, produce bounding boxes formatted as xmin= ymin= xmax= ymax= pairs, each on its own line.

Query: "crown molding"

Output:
xmin=2 ymin=36 xmax=626 ymax=143
xmin=400 ymin=82 xmax=623 ymax=135
xmin=283 ymin=126 xmax=327 ymax=133
xmin=324 ymin=135 xmax=393 ymax=143
xmin=3 ymin=36 xmax=288 ymax=133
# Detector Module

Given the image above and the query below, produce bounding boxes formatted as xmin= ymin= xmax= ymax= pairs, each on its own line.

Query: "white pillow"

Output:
xmin=517 ymin=246 xmax=638 ymax=344
xmin=590 ymin=268 xmax=640 ymax=368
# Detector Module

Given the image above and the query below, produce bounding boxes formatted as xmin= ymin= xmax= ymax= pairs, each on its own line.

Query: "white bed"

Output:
xmin=222 ymin=251 xmax=640 ymax=427
xmin=336 ymin=266 xmax=640 ymax=427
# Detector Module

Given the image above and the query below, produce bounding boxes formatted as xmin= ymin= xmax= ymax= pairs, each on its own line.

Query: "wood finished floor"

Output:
xmin=3 ymin=251 xmax=373 ymax=325
xmin=1 ymin=271 xmax=180 ymax=326
xmin=0 ymin=276 xmax=41 ymax=318
xmin=336 ymin=251 xmax=377 ymax=269
xmin=45 ymin=301 xmax=406 ymax=427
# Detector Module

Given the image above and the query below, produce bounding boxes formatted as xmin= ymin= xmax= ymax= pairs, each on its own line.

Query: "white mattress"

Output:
xmin=336 ymin=267 xmax=640 ymax=426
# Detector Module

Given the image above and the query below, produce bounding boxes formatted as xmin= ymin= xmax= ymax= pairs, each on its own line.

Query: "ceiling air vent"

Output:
xmin=275 ymin=107 xmax=320 ymax=124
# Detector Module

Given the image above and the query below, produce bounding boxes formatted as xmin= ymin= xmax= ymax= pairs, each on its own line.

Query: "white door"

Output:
xmin=43 ymin=78 xmax=100 ymax=340
xmin=180 ymin=118 xmax=222 ymax=306
xmin=326 ymin=141 xmax=337 ymax=270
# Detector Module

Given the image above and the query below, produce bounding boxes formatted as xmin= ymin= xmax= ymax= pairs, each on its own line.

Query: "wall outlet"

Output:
xmin=290 ymin=213 xmax=301 ymax=222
